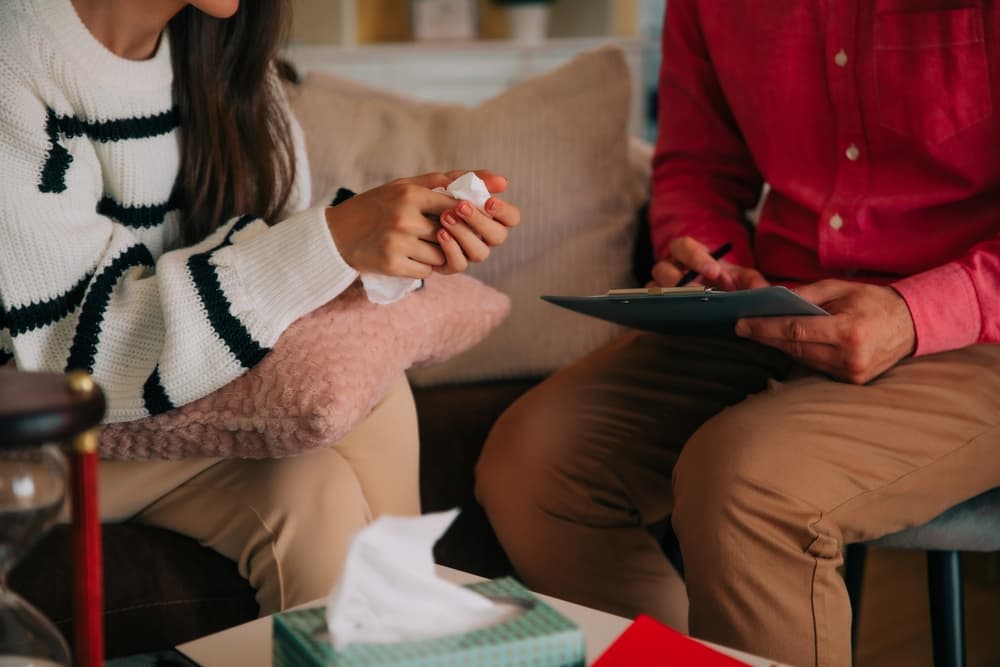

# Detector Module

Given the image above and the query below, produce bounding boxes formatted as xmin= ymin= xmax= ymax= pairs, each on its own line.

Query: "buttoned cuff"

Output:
xmin=892 ymin=263 xmax=981 ymax=356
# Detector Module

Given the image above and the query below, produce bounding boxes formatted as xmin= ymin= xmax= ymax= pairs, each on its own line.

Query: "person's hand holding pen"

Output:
xmin=674 ymin=242 xmax=734 ymax=286
xmin=648 ymin=236 xmax=769 ymax=290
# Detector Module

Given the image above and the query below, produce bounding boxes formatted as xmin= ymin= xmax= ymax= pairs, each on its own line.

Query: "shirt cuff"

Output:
xmin=892 ymin=262 xmax=981 ymax=356
xmin=219 ymin=205 xmax=359 ymax=345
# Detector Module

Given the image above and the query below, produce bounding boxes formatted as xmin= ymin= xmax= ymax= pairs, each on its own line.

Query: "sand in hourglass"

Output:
xmin=0 ymin=500 xmax=63 ymax=571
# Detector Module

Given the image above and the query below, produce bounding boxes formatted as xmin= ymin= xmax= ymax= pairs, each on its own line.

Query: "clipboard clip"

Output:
xmin=606 ymin=286 xmax=710 ymax=296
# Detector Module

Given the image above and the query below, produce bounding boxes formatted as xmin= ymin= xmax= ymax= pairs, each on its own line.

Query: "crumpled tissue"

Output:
xmin=430 ymin=171 xmax=491 ymax=210
xmin=360 ymin=172 xmax=491 ymax=305
xmin=325 ymin=509 xmax=515 ymax=650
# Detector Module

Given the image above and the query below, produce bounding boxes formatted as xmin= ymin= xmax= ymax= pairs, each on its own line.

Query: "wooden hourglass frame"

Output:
xmin=0 ymin=368 xmax=105 ymax=667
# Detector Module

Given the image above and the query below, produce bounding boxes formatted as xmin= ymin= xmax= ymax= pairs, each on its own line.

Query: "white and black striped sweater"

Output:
xmin=1 ymin=0 xmax=360 ymax=423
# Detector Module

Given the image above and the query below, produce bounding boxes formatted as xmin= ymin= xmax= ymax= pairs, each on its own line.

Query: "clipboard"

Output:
xmin=541 ymin=286 xmax=828 ymax=336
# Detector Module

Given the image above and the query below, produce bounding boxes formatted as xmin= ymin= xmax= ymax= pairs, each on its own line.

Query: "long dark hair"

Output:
xmin=168 ymin=2 xmax=295 ymax=245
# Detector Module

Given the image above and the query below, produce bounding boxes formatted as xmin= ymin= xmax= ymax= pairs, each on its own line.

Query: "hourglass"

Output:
xmin=0 ymin=444 xmax=69 ymax=666
xmin=0 ymin=369 xmax=106 ymax=667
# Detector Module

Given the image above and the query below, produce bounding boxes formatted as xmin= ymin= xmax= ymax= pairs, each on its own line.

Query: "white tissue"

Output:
xmin=326 ymin=509 xmax=512 ymax=650
xmin=358 ymin=273 xmax=423 ymax=305
xmin=359 ymin=172 xmax=491 ymax=305
xmin=431 ymin=171 xmax=491 ymax=211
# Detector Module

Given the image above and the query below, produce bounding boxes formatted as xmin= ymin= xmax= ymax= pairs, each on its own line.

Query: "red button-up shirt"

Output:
xmin=650 ymin=0 xmax=1000 ymax=355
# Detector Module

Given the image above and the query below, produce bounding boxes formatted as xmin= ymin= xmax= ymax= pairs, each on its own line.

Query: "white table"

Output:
xmin=178 ymin=566 xmax=782 ymax=666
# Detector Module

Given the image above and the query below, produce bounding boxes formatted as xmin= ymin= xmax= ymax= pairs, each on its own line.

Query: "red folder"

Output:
xmin=592 ymin=615 xmax=753 ymax=666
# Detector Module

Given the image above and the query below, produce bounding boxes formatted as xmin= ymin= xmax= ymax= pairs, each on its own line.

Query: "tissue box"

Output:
xmin=273 ymin=577 xmax=585 ymax=667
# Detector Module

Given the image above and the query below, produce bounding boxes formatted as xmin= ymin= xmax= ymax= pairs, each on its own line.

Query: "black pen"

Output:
xmin=675 ymin=242 xmax=734 ymax=287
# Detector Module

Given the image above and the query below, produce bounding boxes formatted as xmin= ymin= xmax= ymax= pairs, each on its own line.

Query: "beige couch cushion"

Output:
xmin=287 ymin=45 xmax=647 ymax=385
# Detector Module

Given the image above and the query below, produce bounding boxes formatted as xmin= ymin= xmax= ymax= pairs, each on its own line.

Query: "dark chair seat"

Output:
xmin=869 ymin=487 xmax=1000 ymax=551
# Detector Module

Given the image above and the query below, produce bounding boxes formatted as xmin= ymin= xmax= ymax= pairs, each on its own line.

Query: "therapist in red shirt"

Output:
xmin=476 ymin=2 xmax=1000 ymax=666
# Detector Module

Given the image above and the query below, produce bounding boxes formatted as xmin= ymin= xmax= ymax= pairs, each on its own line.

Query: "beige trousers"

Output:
xmin=476 ymin=333 xmax=1000 ymax=667
xmin=98 ymin=375 xmax=420 ymax=616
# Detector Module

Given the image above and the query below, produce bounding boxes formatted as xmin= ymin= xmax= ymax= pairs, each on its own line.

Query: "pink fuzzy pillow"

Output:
xmin=100 ymin=274 xmax=509 ymax=460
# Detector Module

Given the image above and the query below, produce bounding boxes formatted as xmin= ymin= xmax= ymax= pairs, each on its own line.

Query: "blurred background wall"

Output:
xmin=289 ymin=0 xmax=649 ymax=46
xmin=284 ymin=0 xmax=667 ymax=139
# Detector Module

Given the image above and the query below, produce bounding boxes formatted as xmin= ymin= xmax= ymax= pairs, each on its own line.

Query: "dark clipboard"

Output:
xmin=541 ymin=286 xmax=828 ymax=336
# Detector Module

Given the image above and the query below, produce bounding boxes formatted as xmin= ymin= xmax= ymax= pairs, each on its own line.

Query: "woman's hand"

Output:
xmin=433 ymin=170 xmax=521 ymax=275
xmin=324 ymin=170 xmax=520 ymax=278
xmin=735 ymin=280 xmax=917 ymax=384
xmin=649 ymin=236 xmax=768 ymax=290
xmin=324 ymin=174 xmax=457 ymax=278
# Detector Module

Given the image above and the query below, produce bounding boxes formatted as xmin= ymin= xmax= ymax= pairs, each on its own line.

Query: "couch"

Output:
xmin=9 ymin=44 xmax=654 ymax=658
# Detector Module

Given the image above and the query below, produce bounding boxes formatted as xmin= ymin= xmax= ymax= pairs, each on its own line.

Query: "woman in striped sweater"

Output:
xmin=0 ymin=0 xmax=520 ymax=614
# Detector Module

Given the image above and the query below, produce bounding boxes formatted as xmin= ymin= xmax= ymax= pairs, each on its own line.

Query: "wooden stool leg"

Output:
xmin=70 ymin=433 xmax=103 ymax=667
xmin=927 ymin=550 xmax=965 ymax=667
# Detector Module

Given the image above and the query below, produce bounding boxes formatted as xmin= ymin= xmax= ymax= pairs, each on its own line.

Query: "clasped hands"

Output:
xmin=324 ymin=170 xmax=520 ymax=278
xmin=650 ymin=236 xmax=917 ymax=384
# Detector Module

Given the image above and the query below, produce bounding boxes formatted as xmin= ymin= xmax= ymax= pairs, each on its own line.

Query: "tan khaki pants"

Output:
xmin=475 ymin=333 xmax=1000 ymax=667
xmin=98 ymin=375 xmax=420 ymax=616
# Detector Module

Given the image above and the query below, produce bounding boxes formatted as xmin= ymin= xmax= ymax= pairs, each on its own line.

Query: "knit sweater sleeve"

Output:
xmin=0 ymin=70 xmax=359 ymax=422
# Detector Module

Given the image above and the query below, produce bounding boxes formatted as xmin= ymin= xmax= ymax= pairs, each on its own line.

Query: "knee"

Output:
xmin=248 ymin=450 xmax=372 ymax=567
xmin=268 ymin=452 xmax=371 ymax=606
xmin=475 ymin=383 xmax=612 ymax=528
xmin=199 ymin=451 xmax=371 ymax=613
xmin=283 ymin=449 xmax=371 ymax=523
xmin=330 ymin=373 xmax=420 ymax=517
xmin=475 ymin=389 xmax=561 ymax=516
xmin=671 ymin=415 xmax=782 ymax=544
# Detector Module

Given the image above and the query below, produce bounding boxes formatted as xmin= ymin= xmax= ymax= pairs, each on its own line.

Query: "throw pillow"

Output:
xmin=286 ymin=45 xmax=646 ymax=385
xmin=100 ymin=274 xmax=509 ymax=459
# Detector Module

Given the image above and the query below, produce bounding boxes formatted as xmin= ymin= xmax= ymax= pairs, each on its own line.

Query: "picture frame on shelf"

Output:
xmin=411 ymin=0 xmax=479 ymax=42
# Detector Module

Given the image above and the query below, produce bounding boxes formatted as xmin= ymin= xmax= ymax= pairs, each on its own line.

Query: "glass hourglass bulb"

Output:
xmin=0 ymin=444 xmax=70 ymax=667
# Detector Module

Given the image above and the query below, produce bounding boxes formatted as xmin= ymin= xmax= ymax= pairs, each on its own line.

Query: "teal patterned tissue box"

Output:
xmin=273 ymin=577 xmax=584 ymax=667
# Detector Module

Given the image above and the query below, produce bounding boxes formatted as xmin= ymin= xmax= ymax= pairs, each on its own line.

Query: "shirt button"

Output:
xmin=845 ymin=143 xmax=860 ymax=161
xmin=829 ymin=213 xmax=844 ymax=230
xmin=834 ymin=49 xmax=848 ymax=67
